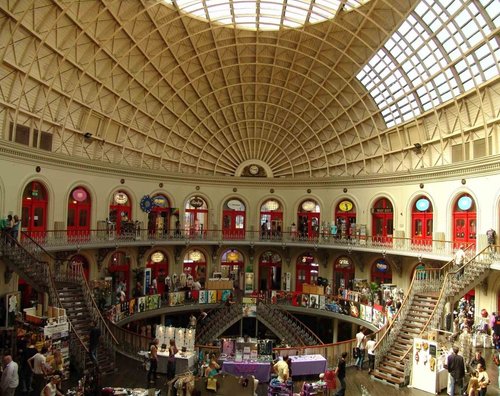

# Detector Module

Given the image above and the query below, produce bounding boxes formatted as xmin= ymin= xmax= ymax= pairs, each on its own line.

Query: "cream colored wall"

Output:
xmin=0 ymin=156 xmax=499 ymax=310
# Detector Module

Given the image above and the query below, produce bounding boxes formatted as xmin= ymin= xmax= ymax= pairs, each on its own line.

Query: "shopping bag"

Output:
xmin=206 ymin=377 xmax=218 ymax=391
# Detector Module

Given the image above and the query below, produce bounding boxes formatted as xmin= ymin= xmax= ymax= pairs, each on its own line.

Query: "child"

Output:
xmin=466 ymin=371 xmax=479 ymax=396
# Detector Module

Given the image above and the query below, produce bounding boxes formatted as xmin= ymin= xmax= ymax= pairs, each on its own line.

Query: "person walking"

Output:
xmin=1 ymin=353 xmax=19 ymax=396
xmin=446 ymin=346 xmax=466 ymax=396
xmin=454 ymin=245 xmax=466 ymax=278
xmin=147 ymin=338 xmax=159 ymax=383
xmin=355 ymin=328 xmax=366 ymax=370
xmin=334 ymin=352 xmax=347 ymax=396
xmin=366 ymin=335 xmax=376 ymax=374
xmin=89 ymin=321 xmax=101 ymax=368
xmin=11 ymin=215 xmax=20 ymax=240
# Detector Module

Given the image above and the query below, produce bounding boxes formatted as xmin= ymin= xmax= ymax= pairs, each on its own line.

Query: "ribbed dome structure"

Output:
xmin=0 ymin=0 xmax=498 ymax=178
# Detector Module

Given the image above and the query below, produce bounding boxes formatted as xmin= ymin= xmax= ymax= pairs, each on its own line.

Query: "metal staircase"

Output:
xmin=372 ymin=246 xmax=493 ymax=387
xmin=196 ymin=302 xmax=243 ymax=345
xmin=0 ymin=231 xmax=118 ymax=375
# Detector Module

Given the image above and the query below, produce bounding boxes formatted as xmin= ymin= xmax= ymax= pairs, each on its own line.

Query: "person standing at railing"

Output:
xmin=11 ymin=215 xmax=20 ymax=241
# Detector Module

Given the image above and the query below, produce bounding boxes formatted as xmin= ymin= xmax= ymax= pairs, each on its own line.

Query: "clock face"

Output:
xmin=249 ymin=165 xmax=259 ymax=175
xmin=339 ymin=200 xmax=353 ymax=212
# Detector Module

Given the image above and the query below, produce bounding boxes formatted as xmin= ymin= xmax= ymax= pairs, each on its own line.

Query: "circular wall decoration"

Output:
xmin=140 ymin=195 xmax=154 ymax=213
xmin=338 ymin=200 xmax=353 ymax=212
xmin=249 ymin=165 xmax=259 ymax=175
xmin=114 ymin=192 xmax=128 ymax=205
xmin=457 ymin=195 xmax=472 ymax=211
xmin=415 ymin=198 xmax=430 ymax=212
xmin=72 ymin=188 xmax=88 ymax=202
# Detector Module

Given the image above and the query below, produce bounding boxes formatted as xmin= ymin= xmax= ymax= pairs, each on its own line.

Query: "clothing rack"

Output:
xmin=166 ymin=371 xmax=194 ymax=396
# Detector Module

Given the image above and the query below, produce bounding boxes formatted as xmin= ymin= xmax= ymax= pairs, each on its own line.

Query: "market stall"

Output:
xmin=288 ymin=354 xmax=327 ymax=377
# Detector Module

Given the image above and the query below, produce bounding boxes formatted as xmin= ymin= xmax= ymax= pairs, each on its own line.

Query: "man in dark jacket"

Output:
xmin=335 ymin=352 xmax=348 ymax=396
xmin=446 ymin=346 xmax=465 ymax=396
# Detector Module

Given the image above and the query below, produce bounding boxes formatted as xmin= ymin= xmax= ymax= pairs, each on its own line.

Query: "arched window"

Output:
xmin=183 ymin=249 xmax=207 ymax=287
xmin=184 ymin=196 xmax=208 ymax=238
xmin=371 ymin=198 xmax=393 ymax=244
xmin=67 ymin=187 xmax=91 ymax=237
xmin=297 ymin=200 xmax=321 ymax=239
xmin=295 ymin=252 xmax=319 ymax=292
xmin=221 ymin=249 xmax=244 ymax=289
xmin=335 ymin=200 xmax=356 ymax=239
xmin=22 ymin=181 xmax=48 ymax=237
xmin=258 ymin=251 xmax=282 ymax=291
xmin=109 ymin=191 xmax=132 ymax=236
xmin=147 ymin=251 xmax=168 ymax=295
xmin=222 ymin=199 xmax=246 ymax=239
xmin=371 ymin=259 xmax=392 ymax=285
xmin=453 ymin=193 xmax=476 ymax=248
xmin=412 ymin=196 xmax=433 ymax=247
xmin=334 ymin=256 xmax=354 ymax=292
xmin=260 ymin=199 xmax=283 ymax=240
xmin=147 ymin=194 xmax=172 ymax=238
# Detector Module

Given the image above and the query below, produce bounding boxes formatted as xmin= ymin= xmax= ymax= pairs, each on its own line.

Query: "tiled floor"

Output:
xmin=78 ymin=347 xmax=499 ymax=395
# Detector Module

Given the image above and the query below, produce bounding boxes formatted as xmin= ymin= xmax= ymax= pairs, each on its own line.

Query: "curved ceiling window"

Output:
xmin=163 ymin=0 xmax=369 ymax=30
xmin=356 ymin=0 xmax=499 ymax=128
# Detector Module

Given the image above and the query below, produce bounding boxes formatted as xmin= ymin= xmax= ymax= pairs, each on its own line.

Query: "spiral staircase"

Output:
xmin=371 ymin=246 xmax=493 ymax=387
xmin=0 ymin=231 xmax=118 ymax=375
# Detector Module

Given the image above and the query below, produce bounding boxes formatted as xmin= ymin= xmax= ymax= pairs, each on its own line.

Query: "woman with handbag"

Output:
xmin=476 ymin=364 xmax=489 ymax=396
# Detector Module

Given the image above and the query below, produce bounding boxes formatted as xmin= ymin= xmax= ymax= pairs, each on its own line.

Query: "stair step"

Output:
xmin=372 ymin=370 xmax=405 ymax=386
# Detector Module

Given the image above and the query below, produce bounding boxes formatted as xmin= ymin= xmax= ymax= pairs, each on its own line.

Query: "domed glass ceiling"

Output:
xmin=163 ymin=0 xmax=370 ymax=30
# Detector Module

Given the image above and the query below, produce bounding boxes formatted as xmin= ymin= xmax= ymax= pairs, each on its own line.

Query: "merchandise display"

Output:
xmin=287 ymin=355 xmax=327 ymax=377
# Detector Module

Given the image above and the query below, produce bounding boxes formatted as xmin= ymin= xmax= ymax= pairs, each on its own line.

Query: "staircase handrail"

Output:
xmin=373 ymin=268 xmax=418 ymax=353
xmin=197 ymin=302 xmax=243 ymax=343
xmin=72 ymin=263 xmax=120 ymax=346
xmin=259 ymin=300 xmax=324 ymax=345
xmin=105 ymin=319 xmax=151 ymax=358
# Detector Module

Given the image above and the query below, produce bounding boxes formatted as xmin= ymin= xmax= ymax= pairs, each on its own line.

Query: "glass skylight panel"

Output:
xmin=357 ymin=0 xmax=498 ymax=128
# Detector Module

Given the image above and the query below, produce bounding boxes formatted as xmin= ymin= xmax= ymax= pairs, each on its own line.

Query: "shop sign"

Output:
xmin=338 ymin=200 xmax=353 ymax=212
xmin=153 ymin=195 xmax=168 ymax=208
xmin=416 ymin=198 xmax=430 ymax=211
xmin=457 ymin=195 xmax=472 ymax=211
xmin=44 ymin=322 xmax=69 ymax=337
xmin=301 ymin=201 xmax=316 ymax=211
xmin=114 ymin=192 xmax=128 ymax=205
xmin=227 ymin=199 xmax=244 ymax=210
xmin=336 ymin=257 xmax=351 ymax=269
xmin=151 ymin=251 xmax=164 ymax=263
xmin=189 ymin=197 xmax=204 ymax=208
xmin=376 ymin=260 xmax=388 ymax=272
xmin=72 ymin=188 xmax=88 ymax=202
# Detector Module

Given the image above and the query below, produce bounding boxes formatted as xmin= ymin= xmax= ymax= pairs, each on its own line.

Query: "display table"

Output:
xmin=156 ymin=351 xmax=196 ymax=374
xmin=288 ymin=355 xmax=327 ymax=377
xmin=221 ymin=360 xmax=272 ymax=382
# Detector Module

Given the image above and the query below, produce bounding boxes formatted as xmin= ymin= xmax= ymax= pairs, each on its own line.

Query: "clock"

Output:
xmin=249 ymin=165 xmax=259 ymax=175
xmin=339 ymin=200 xmax=353 ymax=212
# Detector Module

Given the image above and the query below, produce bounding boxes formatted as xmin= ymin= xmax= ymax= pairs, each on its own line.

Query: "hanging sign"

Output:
xmin=189 ymin=197 xmax=204 ymax=208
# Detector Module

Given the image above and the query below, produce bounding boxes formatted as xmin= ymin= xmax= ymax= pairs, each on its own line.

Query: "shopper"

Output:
xmin=469 ymin=350 xmax=486 ymax=372
xmin=167 ymin=338 xmax=178 ymax=380
xmin=273 ymin=356 xmax=289 ymax=383
xmin=334 ymin=352 xmax=347 ymax=396
xmin=355 ymin=328 xmax=366 ymax=370
xmin=1 ymin=353 xmax=19 ymax=396
xmin=446 ymin=346 xmax=465 ymax=396
xmin=28 ymin=346 xmax=49 ymax=396
xmin=89 ymin=321 xmax=101 ymax=368
xmin=41 ymin=374 xmax=63 ymax=396
xmin=466 ymin=370 xmax=479 ymax=396
xmin=147 ymin=338 xmax=159 ymax=383
xmin=11 ymin=215 xmax=20 ymax=240
xmin=454 ymin=245 xmax=466 ymax=278
xmin=366 ymin=335 xmax=376 ymax=374
xmin=476 ymin=363 xmax=489 ymax=396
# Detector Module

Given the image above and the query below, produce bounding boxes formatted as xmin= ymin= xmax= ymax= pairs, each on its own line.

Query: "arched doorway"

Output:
xmin=371 ymin=198 xmax=393 ymax=244
xmin=148 ymin=194 xmax=172 ymax=238
xmin=68 ymin=254 xmax=90 ymax=280
xmin=147 ymin=251 xmax=169 ymax=295
xmin=452 ymin=193 xmax=476 ymax=248
xmin=335 ymin=199 xmax=356 ymax=239
xmin=333 ymin=256 xmax=355 ymax=293
xmin=260 ymin=199 xmax=283 ymax=240
xmin=258 ymin=250 xmax=282 ymax=291
xmin=184 ymin=196 xmax=208 ymax=238
xmin=108 ymin=251 xmax=131 ymax=300
xmin=109 ymin=190 xmax=132 ymax=236
xmin=222 ymin=199 xmax=246 ymax=239
xmin=22 ymin=180 xmax=48 ymax=237
xmin=220 ymin=249 xmax=244 ymax=290
xmin=371 ymin=258 xmax=392 ymax=285
xmin=183 ymin=249 xmax=207 ymax=288
xmin=67 ymin=187 xmax=91 ymax=238
xmin=297 ymin=200 xmax=321 ymax=239
xmin=412 ymin=196 xmax=433 ymax=247
xmin=295 ymin=252 xmax=319 ymax=292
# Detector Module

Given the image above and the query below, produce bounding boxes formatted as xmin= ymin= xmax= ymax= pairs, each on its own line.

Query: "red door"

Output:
xmin=335 ymin=200 xmax=356 ymax=239
xmin=109 ymin=205 xmax=131 ymax=236
xmin=67 ymin=187 xmax=91 ymax=239
xmin=258 ymin=252 xmax=282 ymax=291
xmin=297 ymin=212 xmax=321 ymax=239
xmin=372 ymin=198 xmax=393 ymax=244
xmin=453 ymin=194 xmax=476 ymax=248
xmin=412 ymin=197 xmax=433 ymax=247
xmin=223 ymin=210 xmax=245 ymax=239
xmin=22 ymin=181 xmax=48 ymax=240
xmin=295 ymin=253 xmax=318 ymax=292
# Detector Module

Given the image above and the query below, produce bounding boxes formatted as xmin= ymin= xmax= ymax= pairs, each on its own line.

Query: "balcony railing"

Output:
xmin=23 ymin=228 xmax=461 ymax=258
